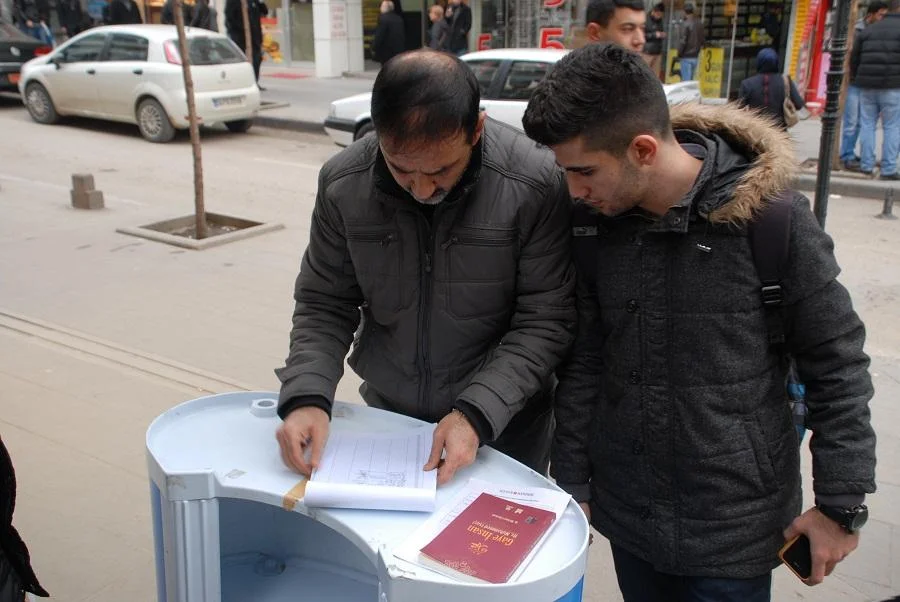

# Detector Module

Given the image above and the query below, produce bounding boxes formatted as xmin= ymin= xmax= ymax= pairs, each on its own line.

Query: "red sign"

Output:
xmin=539 ymin=27 xmax=565 ymax=49
xmin=477 ymin=33 xmax=492 ymax=51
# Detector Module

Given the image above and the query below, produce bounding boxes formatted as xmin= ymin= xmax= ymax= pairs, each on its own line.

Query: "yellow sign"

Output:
xmin=665 ymin=49 xmax=681 ymax=84
xmin=698 ymin=47 xmax=725 ymax=98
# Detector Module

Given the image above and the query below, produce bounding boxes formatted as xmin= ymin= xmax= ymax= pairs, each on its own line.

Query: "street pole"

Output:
xmin=813 ymin=0 xmax=853 ymax=228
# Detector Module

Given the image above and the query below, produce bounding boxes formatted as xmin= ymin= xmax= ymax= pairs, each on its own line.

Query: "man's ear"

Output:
xmin=471 ymin=112 xmax=487 ymax=145
xmin=629 ymin=134 xmax=660 ymax=167
xmin=586 ymin=22 xmax=603 ymax=42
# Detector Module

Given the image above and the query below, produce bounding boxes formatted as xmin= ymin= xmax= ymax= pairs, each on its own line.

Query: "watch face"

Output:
xmin=850 ymin=506 xmax=869 ymax=531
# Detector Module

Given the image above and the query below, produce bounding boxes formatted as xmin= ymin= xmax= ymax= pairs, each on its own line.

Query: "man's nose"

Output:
xmin=411 ymin=176 xmax=438 ymax=200
xmin=565 ymin=173 xmax=588 ymax=201
xmin=635 ymin=30 xmax=646 ymax=48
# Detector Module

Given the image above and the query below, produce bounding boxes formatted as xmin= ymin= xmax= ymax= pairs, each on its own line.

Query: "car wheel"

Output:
xmin=137 ymin=98 xmax=176 ymax=143
xmin=354 ymin=121 xmax=374 ymax=141
xmin=225 ymin=119 xmax=252 ymax=133
xmin=24 ymin=82 xmax=59 ymax=125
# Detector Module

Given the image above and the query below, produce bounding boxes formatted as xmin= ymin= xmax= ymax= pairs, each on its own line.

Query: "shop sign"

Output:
xmin=331 ymin=2 xmax=348 ymax=40
xmin=698 ymin=46 xmax=724 ymax=98
xmin=539 ymin=27 xmax=565 ymax=49
xmin=477 ymin=33 xmax=492 ymax=50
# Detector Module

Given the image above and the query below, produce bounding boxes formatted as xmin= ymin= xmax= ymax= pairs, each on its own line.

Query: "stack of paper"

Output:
xmin=303 ymin=425 xmax=438 ymax=512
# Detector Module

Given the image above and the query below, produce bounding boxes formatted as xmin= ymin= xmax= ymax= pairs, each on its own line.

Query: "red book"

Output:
xmin=419 ymin=492 xmax=556 ymax=584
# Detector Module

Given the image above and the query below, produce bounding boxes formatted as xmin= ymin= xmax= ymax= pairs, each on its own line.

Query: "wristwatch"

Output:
xmin=816 ymin=503 xmax=869 ymax=533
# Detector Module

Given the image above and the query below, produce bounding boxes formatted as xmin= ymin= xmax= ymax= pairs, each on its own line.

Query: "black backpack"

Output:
xmin=748 ymin=192 xmax=808 ymax=443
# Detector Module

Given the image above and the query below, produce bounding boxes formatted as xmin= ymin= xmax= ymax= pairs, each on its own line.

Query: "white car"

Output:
xmin=18 ymin=25 xmax=261 ymax=143
xmin=324 ymin=48 xmax=701 ymax=146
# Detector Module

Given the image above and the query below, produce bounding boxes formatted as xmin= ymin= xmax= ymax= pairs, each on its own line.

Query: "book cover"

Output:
xmin=419 ymin=492 xmax=556 ymax=584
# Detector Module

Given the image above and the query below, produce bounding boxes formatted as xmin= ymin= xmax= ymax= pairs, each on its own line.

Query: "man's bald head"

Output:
xmin=371 ymin=49 xmax=481 ymax=148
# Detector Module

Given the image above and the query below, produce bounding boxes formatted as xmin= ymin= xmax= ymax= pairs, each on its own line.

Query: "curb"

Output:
xmin=793 ymin=173 xmax=899 ymax=200
xmin=253 ymin=114 xmax=326 ymax=135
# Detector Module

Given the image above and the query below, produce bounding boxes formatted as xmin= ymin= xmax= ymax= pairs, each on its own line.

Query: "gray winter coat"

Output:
xmin=277 ymin=119 xmax=576 ymax=442
xmin=554 ymin=103 xmax=876 ymax=578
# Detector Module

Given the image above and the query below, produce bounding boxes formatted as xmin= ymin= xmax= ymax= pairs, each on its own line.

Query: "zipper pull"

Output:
xmin=440 ymin=236 xmax=458 ymax=250
xmin=424 ymin=252 xmax=432 ymax=273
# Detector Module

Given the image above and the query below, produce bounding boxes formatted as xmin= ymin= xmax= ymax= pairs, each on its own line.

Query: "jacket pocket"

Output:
xmin=443 ymin=226 xmax=517 ymax=319
xmin=345 ymin=227 xmax=405 ymax=314
xmin=745 ymin=416 xmax=779 ymax=495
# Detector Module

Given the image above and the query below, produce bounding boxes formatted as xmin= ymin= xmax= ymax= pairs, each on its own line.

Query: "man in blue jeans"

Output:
xmin=850 ymin=0 xmax=900 ymax=180
xmin=13 ymin=0 xmax=54 ymax=46
xmin=840 ymin=1 xmax=888 ymax=171
xmin=677 ymin=3 xmax=703 ymax=81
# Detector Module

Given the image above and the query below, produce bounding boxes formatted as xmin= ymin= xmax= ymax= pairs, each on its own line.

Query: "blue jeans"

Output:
xmin=840 ymin=85 xmax=862 ymax=162
xmin=611 ymin=544 xmax=772 ymax=602
xmin=18 ymin=23 xmax=54 ymax=46
xmin=680 ymin=57 xmax=698 ymax=81
xmin=860 ymin=87 xmax=900 ymax=176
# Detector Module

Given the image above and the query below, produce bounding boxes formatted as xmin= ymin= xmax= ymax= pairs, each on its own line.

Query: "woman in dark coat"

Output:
xmin=1 ymin=437 xmax=48 ymax=601
xmin=738 ymin=48 xmax=805 ymax=130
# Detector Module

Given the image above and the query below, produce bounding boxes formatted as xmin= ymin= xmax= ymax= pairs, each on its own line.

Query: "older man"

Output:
xmin=275 ymin=50 xmax=575 ymax=485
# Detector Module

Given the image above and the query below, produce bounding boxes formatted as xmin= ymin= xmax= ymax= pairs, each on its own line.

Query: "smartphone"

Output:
xmin=778 ymin=534 xmax=812 ymax=581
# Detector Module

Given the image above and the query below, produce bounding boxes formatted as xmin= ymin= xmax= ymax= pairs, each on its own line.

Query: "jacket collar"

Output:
xmin=372 ymin=135 xmax=484 ymax=211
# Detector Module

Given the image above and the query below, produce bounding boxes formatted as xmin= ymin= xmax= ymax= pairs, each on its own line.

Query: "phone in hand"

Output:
xmin=778 ymin=534 xmax=812 ymax=581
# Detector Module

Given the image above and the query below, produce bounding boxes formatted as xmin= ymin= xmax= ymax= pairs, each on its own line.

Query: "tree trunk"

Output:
xmin=174 ymin=0 xmax=208 ymax=240
xmin=241 ymin=0 xmax=252 ymax=63
xmin=832 ymin=0 xmax=859 ymax=170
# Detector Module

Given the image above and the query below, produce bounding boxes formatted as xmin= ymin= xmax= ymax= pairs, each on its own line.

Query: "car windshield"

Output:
xmin=173 ymin=37 xmax=245 ymax=65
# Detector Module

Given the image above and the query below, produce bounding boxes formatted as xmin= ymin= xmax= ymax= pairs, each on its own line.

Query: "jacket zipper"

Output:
xmin=440 ymin=232 xmax=516 ymax=249
xmin=416 ymin=215 xmax=438 ymax=417
xmin=346 ymin=231 xmax=396 ymax=245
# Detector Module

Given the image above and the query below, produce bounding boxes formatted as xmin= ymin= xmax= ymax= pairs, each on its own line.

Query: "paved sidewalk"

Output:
xmin=2 ymin=136 xmax=899 ymax=602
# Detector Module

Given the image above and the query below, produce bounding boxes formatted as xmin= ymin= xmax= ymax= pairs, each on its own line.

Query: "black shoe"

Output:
xmin=880 ymin=172 xmax=900 ymax=181
xmin=843 ymin=159 xmax=862 ymax=171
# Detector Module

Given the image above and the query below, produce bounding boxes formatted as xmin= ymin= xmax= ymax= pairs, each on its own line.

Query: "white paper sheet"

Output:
xmin=392 ymin=478 xmax=572 ymax=581
xmin=304 ymin=425 xmax=438 ymax=512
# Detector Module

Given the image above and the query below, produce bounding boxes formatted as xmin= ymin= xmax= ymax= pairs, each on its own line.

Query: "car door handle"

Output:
xmin=133 ymin=68 xmax=143 ymax=75
xmin=86 ymin=68 xmax=96 ymax=75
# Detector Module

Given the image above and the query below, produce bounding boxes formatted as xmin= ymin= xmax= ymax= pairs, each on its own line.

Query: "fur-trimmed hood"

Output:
xmin=670 ymin=102 xmax=796 ymax=225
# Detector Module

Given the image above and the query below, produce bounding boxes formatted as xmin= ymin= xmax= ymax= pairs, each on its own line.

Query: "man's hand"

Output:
xmin=424 ymin=409 xmax=480 ymax=485
xmin=275 ymin=406 xmax=330 ymax=477
xmin=26 ymin=19 xmax=34 ymax=27
xmin=784 ymin=507 xmax=860 ymax=585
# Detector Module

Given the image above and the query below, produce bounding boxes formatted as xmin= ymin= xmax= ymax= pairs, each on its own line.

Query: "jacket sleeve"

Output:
xmin=849 ymin=34 xmax=863 ymax=81
xmin=372 ymin=16 xmax=386 ymax=61
xmin=275 ymin=169 xmax=364 ymax=417
xmin=456 ymin=172 xmax=577 ymax=440
xmin=783 ymin=195 xmax=876 ymax=498
xmin=789 ymin=78 xmax=805 ymax=110
xmin=678 ymin=22 xmax=688 ymax=56
xmin=550 ymin=251 xmax=601 ymax=503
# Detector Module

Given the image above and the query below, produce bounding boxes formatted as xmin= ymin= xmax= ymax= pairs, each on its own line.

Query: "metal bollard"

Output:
xmin=876 ymin=188 xmax=897 ymax=220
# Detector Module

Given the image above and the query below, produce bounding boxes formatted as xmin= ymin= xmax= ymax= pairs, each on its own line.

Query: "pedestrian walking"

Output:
xmin=678 ymin=3 xmax=703 ymax=81
xmin=445 ymin=0 xmax=470 ymax=56
xmin=371 ymin=0 xmax=405 ymax=64
xmin=225 ymin=0 xmax=267 ymax=82
xmin=643 ymin=2 xmax=666 ymax=79
xmin=427 ymin=3 xmax=448 ymax=51
xmin=738 ymin=48 xmax=805 ymax=130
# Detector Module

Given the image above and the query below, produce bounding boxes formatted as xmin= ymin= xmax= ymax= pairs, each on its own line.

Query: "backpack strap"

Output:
xmin=748 ymin=192 xmax=793 ymax=347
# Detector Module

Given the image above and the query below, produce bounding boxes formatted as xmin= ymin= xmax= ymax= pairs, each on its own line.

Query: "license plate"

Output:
xmin=8 ymin=73 xmax=19 ymax=84
xmin=213 ymin=95 xmax=244 ymax=108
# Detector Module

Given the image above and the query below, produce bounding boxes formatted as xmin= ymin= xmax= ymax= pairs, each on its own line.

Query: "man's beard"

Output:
xmin=409 ymin=189 xmax=450 ymax=205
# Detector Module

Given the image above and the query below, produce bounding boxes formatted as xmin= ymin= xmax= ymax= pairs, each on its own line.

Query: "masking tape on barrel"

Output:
xmin=282 ymin=479 xmax=308 ymax=511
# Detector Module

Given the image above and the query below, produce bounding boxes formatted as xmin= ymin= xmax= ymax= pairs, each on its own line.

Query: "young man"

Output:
xmin=678 ymin=3 xmax=704 ymax=80
xmin=523 ymin=44 xmax=876 ymax=601
xmin=584 ymin=0 xmax=646 ymax=53
xmin=841 ymin=1 xmax=888 ymax=171
xmin=850 ymin=0 xmax=900 ymax=180
xmin=642 ymin=3 xmax=666 ymax=79
xmin=276 ymin=50 xmax=575 ymax=486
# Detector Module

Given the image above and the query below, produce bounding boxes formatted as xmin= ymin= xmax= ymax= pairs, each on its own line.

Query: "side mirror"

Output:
xmin=50 ymin=54 xmax=64 ymax=68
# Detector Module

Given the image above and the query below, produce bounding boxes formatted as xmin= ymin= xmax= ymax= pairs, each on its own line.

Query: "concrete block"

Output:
xmin=71 ymin=173 xmax=95 ymax=194
xmin=71 ymin=190 xmax=105 ymax=210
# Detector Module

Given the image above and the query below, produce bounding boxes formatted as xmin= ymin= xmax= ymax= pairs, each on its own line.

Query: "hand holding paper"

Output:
xmin=276 ymin=406 xmax=330 ymax=476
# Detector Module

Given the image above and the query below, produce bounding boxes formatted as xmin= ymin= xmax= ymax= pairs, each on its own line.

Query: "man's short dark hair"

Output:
xmin=371 ymin=50 xmax=480 ymax=145
xmin=523 ymin=43 xmax=671 ymax=155
xmin=652 ymin=2 xmax=665 ymax=12
xmin=866 ymin=1 xmax=889 ymax=14
xmin=585 ymin=0 xmax=645 ymax=27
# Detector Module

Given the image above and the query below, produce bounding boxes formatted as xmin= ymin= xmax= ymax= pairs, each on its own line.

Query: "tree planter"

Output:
xmin=117 ymin=213 xmax=284 ymax=250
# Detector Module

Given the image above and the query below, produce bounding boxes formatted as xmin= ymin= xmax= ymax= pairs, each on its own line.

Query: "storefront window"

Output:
xmin=288 ymin=0 xmax=312 ymax=61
